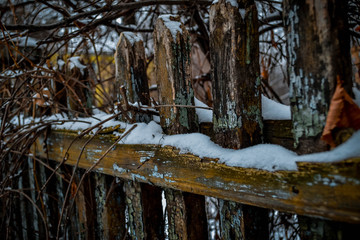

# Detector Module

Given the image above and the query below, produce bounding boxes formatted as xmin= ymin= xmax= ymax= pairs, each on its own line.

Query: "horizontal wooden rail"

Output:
xmin=35 ymin=123 xmax=360 ymax=224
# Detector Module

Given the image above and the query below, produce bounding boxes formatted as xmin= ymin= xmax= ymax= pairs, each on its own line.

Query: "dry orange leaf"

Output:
xmin=321 ymin=77 xmax=360 ymax=147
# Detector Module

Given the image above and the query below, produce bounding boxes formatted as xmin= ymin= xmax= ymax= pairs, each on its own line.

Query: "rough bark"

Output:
xmin=283 ymin=0 xmax=353 ymax=153
xmin=124 ymin=180 xmax=145 ymax=239
xmin=154 ymin=15 xmax=198 ymax=134
xmin=210 ymin=0 xmax=262 ymax=149
xmin=124 ymin=180 xmax=164 ymax=240
xmin=219 ymin=200 xmax=243 ymax=240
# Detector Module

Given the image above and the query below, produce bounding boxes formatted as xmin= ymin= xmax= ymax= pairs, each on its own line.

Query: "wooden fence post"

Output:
xmin=283 ymin=0 xmax=353 ymax=153
xmin=123 ymin=180 xmax=164 ymax=239
xmin=94 ymin=173 xmax=126 ymax=240
xmin=115 ymin=33 xmax=164 ymax=239
xmin=115 ymin=31 xmax=150 ymax=122
xmin=154 ymin=15 xmax=208 ymax=240
xmin=210 ymin=1 xmax=268 ymax=239
xmin=154 ymin=14 xmax=198 ymax=134
xmin=210 ymin=0 xmax=262 ymax=150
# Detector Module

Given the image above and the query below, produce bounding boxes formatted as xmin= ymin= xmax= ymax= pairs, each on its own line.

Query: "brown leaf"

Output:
xmin=321 ymin=77 xmax=360 ymax=147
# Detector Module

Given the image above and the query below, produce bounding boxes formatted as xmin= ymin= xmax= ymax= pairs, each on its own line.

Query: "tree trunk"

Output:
xmin=283 ymin=0 xmax=353 ymax=153
xmin=115 ymin=31 xmax=150 ymax=123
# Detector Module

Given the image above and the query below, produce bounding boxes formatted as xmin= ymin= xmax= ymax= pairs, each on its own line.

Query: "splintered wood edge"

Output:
xmin=35 ymin=130 xmax=360 ymax=224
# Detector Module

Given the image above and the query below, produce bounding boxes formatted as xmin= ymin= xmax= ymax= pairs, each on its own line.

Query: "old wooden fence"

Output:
xmin=3 ymin=1 xmax=360 ymax=239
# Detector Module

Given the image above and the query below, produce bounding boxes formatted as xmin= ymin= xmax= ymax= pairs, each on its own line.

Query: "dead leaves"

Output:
xmin=321 ymin=77 xmax=360 ymax=147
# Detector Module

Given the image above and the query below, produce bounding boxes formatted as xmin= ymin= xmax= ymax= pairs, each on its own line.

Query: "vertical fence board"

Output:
xmin=141 ymin=183 xmax=164 ymax=239
xmin=183 ymin=192 xmax=208 ymax=240
xmin=104 ymin=177 xmax=126 ymax=240
xmin=165 ymin=189 xmax=188 ymax=239
xmin=210 ymin=0 xmax=262 ymax=149
xmin=124 ymin=180 xmax=145 ymax=239
xmin=154 ymin=14 xmax=207 ymax=240
xmin=219 ymin=200 xmax=243 ymax=239
xmin=115 ymin=32 xmax=150 ymax=108
xmin=74 ymin=170 xmax=96 ymax=240
xmin=299 ymin=215 xmax=359 ymax=240
xmin=93 ymin=173 xmax=130 ymax=239
xmin=154 ymin=14 xmax=198 ymax=134
xmin=115 ymin=31 xmax=164 ymax=239
xmin=283 ymin=0 xmax=353 ymax=153
xmin=210 ymin=1 xmax=268 ymax=239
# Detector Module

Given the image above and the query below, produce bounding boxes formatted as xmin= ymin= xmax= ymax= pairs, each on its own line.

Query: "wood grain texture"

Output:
xmin=35 ymin=131 xmax=360 ymax=224
xmin=153 ymin=15 xmax=198 ymax=134
xmin=210 ymin=0 xmax=262 ymax=149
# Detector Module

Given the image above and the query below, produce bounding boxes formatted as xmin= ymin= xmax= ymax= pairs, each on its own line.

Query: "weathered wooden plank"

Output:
xmin=123 ymin=180 xmax=164 ymax=240
xmin=283 ymin=0 xmax=353 ymax=153
xmin=93 ymin=173 xmax=126 ymax=240
xmin=210 ymin=0 xmax=262 ymax=149
xmin=36 ymin=132 xmax=360 ymax=224
xmin=140 ymin=183 xmax=164 ymax=239
xmin=115 ymin=32 xmax=149 ymax=106
xmin=153 ymin=15 xmax=198 ymax=134
xmin=124 ymin=180 xmax=145 ymax=239
xmin=164 ymin=189 xmax=188 ymax=239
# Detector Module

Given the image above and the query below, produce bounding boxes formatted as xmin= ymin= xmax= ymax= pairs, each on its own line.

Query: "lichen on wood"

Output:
xmin=35 ymin=132 xmax=360 ymax=224
xmin=210 ymin=0 xmax=262 ymax=149
xmin=124 ymin=180 xmax=145 ymax=239
xmin=283 ymin=0 xmax=353 ymax=152
xmin=165 ymin=189 xmax=188 ymax=240
xmin=115 ymin=31 xmax=150 ymax=123
xmin=154 ymin=15 xmax=198 ymax=134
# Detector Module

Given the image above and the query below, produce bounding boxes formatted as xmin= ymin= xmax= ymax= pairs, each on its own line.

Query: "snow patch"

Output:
xmin=68 ymin=57 xmax=86 ymax=74
xmin=158 ymin=15 xmax=183 ymax=41
xmin=122 ymin=32 xmax=143 ymax=46
xmin=262 ymin=95 xmax=291 ymax=120
xmin=195 ymin=97 xmax=212 ymax=123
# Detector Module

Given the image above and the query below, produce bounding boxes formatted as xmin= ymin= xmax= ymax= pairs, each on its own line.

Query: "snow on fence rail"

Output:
xmin=6 ymin=1 xmax=360 ymax=239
